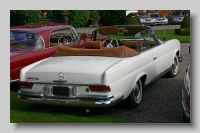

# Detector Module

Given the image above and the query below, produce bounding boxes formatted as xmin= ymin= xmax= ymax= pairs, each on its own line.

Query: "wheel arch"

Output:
xmin=127 ymin=73 xmax=147 ymax=96
xmin=140 ymin=74 xmax=147 ymax=89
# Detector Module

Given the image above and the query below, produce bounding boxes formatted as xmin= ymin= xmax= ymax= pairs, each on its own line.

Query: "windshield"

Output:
xmin=10 ymin=31 xmax=44 ymax=50
xmin=135 ymin=29 xmax=157 ymax=48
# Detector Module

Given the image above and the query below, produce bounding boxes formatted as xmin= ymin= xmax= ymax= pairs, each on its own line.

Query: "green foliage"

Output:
xmin=174 ymin=28 xmax=181 ymax=34
xmin=68 ymin=10 xmax=89 ymax=28
xmin=90 ymin=11 xmax=100 ymax=21
xmin=180 ymin=28 xmax=190 ymax=36
xmin=51 ymin=10 xmax=67 ymax=17
xmin=10 ymin=10 xmax=41 ymax=27
xmin=126 ymin=17 xmax=139 ymax=25
xmin=174 ymin=15 xmax=190 ymax=36
xmin=180 ymin=15 xmax=190 ymax=29
xmin=100 ymin=10 xmax=126 ymax=26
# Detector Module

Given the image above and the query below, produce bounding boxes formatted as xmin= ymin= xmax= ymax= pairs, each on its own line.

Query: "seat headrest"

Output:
xmin=128 ymin=26 xmax=147 ymax=35
xmin=99 ymin=26 xmax=119 ymax=35
xmin=85 ymin=41 xmax=103 ymax=49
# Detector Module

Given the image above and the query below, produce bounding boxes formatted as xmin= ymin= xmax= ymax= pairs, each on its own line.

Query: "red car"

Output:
xmin=10 ymin=23 xmax=107 ymax=86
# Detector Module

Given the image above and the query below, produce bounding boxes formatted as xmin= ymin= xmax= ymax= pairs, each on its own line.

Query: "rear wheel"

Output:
xmin=125 ymin=79 xmax=142 ymax=109
xmin=167 ymin=55 xmax=179 ymax=78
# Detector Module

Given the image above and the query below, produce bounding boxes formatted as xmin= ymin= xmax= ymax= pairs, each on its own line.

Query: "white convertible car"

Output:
xmin=17 ymin=26 xmax=183 ymax=109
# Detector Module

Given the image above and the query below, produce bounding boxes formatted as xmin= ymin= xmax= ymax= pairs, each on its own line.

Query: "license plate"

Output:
xmin=53 ymin=86 xmax=69 ymax=96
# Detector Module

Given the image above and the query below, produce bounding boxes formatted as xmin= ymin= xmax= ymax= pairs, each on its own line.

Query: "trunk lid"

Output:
xmin=26 ymin=56 xmax=122 ymax=84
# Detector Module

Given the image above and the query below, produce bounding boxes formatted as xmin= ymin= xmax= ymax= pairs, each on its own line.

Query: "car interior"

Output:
xmin=92 ymin=26 xmax=157 ymax=52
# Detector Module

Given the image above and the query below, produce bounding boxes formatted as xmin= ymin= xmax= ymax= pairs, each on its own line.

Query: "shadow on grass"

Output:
xmin=10 ymin=91 xmax=127 ymax=117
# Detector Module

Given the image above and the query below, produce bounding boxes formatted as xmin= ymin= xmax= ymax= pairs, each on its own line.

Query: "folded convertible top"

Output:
xmin=53 ymin=45 xmax=140 ymax=58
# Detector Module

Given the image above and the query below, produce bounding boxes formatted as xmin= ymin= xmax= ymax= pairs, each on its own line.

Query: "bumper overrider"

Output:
xmin=17 ymin=90 xmax=124 ymax=107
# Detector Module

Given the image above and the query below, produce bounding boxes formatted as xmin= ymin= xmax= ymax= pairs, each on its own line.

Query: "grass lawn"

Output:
xmin=10 ymin=91 xmax=127 ymax=123
xmin=107 ymin=30 xmax=190 ymax=43
xmin=154 ymin=30 xmax=190 ymax=43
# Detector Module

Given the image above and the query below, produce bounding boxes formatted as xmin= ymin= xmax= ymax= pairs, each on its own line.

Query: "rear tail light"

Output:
xmin=187 ymin=97 xmax=190 ymax=109
xmin=18 ymin=81 xmax=33 ymax=89
xmin=89 ymin=85 xmax=111 ymax=92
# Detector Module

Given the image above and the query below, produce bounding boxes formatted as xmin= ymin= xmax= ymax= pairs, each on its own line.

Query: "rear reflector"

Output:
xmin=18 ymin=81 xmax=33 ymax=89
xmin=89 ymin=85 xmax=111 ymax=92
xmin=187 ymin=97 xmax=190 ymax=109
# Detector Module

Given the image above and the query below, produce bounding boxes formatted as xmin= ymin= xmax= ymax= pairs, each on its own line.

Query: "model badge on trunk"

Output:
xmin=27 ymin=77 xmax=39 ymax=80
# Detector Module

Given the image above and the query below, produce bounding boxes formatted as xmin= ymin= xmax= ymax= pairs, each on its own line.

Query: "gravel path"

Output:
xmin=93 ymin=43 xmax=190 ymax=123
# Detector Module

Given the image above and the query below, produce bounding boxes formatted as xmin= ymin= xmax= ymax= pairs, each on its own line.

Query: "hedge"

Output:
xmin=180 ymin=28 xmax=190 ymax=36
xmin=174 ymin=29 xmax=181 ymax=34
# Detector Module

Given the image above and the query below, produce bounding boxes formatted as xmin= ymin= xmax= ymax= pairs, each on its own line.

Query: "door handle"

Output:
xmin=153 ymin=57 xmax=157 ymax=60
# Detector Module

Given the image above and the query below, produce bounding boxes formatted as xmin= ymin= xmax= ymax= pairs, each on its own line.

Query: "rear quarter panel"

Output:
xmin=164 ymin=39 xmax=181 ymax=63
xmin=102 ymin=51 xmax=154 ymax=99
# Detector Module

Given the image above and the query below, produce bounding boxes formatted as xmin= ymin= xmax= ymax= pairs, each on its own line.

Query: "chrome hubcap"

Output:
xmin=172 ymin=58 xmax=178 ymax=74
xmin=133 ymin=83 xmax=141 ymax=101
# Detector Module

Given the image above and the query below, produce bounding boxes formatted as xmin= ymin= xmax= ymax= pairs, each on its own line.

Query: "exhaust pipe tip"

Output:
xmin=84 ymin=108 xmax=91 ymax=113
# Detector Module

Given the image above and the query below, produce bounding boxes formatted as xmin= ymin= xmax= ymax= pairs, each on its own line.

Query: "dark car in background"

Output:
xmin=167 ymin=11 xmax=185 ymax=25
xmin=126 ymin=12 xmax=156 ymax=26
xmin=150 ymin=14 xmax=168 ymax=25
xmin=182 ymin=65 xmax=190 ymax=123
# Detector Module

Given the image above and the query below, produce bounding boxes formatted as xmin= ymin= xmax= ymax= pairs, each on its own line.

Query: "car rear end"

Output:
xmin=17 ymin=56 xmax=124 ymax=107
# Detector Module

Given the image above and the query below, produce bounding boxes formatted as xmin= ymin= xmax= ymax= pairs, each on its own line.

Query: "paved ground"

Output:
xmin=90 ymin=43 xmax=190 ymax=123
xmin=75 ymin=25 xmax=181 ymax=33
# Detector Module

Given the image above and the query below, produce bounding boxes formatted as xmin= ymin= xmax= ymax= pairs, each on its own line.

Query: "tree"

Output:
xmin=99 ymin=10 xmax=126 ymax=26
xmin=126 ymin=17 xmax=139 ymax=25
xmin=68 ymin=10 xmax=89 ymax=28
xmin=89 ymin=11 xmax=100 ymax=26
xmin=10 ymin=10 xmax=41 ymax=27
xmin=180 ymin=15 xmax=190 ymax=29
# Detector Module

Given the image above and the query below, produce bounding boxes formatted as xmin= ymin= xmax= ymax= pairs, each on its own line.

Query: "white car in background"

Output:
xmin=17 ymin=25 xmax=183 ymax=109
xmin=126 ymin=12 xmax=156 ymax=26
xmin=150 ymin=14 xmax=168 ymax=25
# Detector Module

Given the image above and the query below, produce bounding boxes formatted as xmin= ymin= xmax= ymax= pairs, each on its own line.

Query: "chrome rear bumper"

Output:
xmin=17 ymin=90 xmax=124 ymax=107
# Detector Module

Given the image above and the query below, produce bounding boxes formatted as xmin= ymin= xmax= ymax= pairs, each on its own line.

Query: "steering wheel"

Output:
xmin=66 ymin=35 xmax=73 ymax=42
xmin=102 ymin=38 xmax=119 ymax=48
xmin=58 ymin=35 xmax=68 ymax=44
